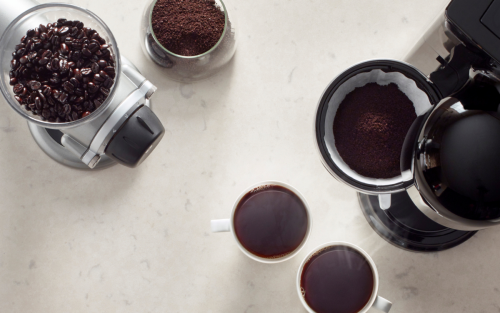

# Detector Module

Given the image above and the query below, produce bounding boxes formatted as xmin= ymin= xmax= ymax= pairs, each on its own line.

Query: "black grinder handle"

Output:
xmin=105 ymin=105 xmax=165 ymax=168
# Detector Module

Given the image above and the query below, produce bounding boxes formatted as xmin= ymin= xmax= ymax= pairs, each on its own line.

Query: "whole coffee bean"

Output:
xmin=75 ymin=96 xmax=84 ymax=104
xmin=82 ymin=48 xmax=92 ymax=57
xmin=100 ymin=87 xmax=110 ymax=96
xmin=35 ymin=97 xmax=42 ymax=110
xmin=10 ymin=78 xmax=18 ymax=85
xmin=103 ymin=78 xmax=114 ymax=88
xmin=27 ymin=51 xmax=37 ymax=61
xmin=69 ymin=77 xmax=80 ymax=88
xmin=63 ymin=81 xmax=74 ymax=93
xmin=28 ymin=80 xmax=41 ymax=90
xmin=19 ymin=56 xmax=29 ymax=64
xmin=38 ymin=57 xmax=50 ymax=65
xmin=74 ymin=88 xmax=84 ymax=97
xmin=59 ymin=59 xmax=69 ymax=73
xmin=42 ymin=85 xmax=51 ymax=96
xmin=87 ymin=82 xmax=99 ymax=93
xmin=88 ymin=42 xmax=99 ymax=53
xmin=91 ymin=62 xmax=99 ymax=73
xmin=72 ymin=50 xmax=82 ymax=61
xmin=14 ymin=96 xmax=23 ymax=104
xmin=59 ymin=43 xmax=69 ymax=55
xmin=39 ymin=24 xmax=48 ymax=33
xmin=59 ymin=92 xmax=68 ymax=103
xmin=52 ymin=89 xmax=60 ymax=98
xmin=51 ymin=58 xmax=60 ymax=71
xmin=41 ymin=50 xmax=51 ymax=59
xmin=26 ymin=29 xmax=36 ymax=37
xmin=13 ymin=84 xmax=24 ymax=94
xmin=81 ymin=111 xmax=91 ymax=118
xmin=103 ymin=66 xmax=115 ymax=78
xmin=74 ymin=68 xmax=82 ymax=80
xmin=98 ymin=60 xmax=107 ymax=68
xmin=94 ymin=73 xmax=105 ymax=82
xmin=58 ymin=26 xmax=70 ymax=36
xmin=81 ymin=68 xmax=92 ymax=76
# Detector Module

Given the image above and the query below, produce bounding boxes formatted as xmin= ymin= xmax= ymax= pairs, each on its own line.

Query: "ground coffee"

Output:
xmin=152 ymin=0 xmax=225 ymax=56
xmin=333 ymin=82 xmax=416 ymax=179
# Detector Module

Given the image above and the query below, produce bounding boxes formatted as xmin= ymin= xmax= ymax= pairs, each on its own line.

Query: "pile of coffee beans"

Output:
xmin=9 ymin=19 xmax=116 ymax=123
xmin=151 ymin=0 xmax=225 ymax=56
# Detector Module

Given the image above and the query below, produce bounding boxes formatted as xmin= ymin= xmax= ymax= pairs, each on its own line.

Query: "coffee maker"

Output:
xmin=0 ymin=1 xmax=164 ymax=169
xmin=315 ymin=0 xmax=500 ymax=252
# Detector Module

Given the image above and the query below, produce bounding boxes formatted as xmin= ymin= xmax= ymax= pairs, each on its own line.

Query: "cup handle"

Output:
xmin=378 ymin=194 xmax=391 ymax=210
xmin=372 ymin=296 xmax=392 ymax=312
xmin=211 ymin=219 xmax=231 ymax=233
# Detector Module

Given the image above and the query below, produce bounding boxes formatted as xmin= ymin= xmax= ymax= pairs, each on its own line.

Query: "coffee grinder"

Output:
xmin=0 ymin=1 xmax=165 ymax=169
xmin=315 ymin=0 xmax=500 ymax=252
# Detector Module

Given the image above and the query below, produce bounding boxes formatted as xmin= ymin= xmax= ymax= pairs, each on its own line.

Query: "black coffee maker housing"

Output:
xmin=315 ymin=0 xmax=500 ymax=252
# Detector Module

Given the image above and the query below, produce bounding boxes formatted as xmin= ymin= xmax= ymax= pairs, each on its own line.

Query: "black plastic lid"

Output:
xmin=105 ymin=105 xmax=165 ymax=168
xmin=447 ymin=0 xmax=500 ymax=63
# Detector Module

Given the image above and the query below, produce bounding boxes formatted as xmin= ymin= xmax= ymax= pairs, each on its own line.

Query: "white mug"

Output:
xmin=211 ymin=181 xmax=313 ymax=264
xmin=297 ymin=241 xmax=392 ymax=313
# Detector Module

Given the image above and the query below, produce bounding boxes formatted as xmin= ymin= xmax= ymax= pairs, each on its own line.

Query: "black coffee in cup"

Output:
xmin=300 ymin=246 xmax=374 ymax=313
xmin=233 ymin=185 xmax=308 ymax=259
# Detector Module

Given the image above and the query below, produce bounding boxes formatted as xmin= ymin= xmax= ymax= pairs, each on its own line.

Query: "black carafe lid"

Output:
xmin=401 ymin=76 xmax=500 ymax=224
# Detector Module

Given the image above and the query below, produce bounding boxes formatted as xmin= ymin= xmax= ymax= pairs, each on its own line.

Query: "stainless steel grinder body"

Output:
xmin=0 ymin=1 xmax=164 ymax=169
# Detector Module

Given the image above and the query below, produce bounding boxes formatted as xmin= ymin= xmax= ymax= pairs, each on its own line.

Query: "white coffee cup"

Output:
xmin=211 ymin=181 xmax=312 ymax=264
xmin=297 ymin=241 xmax=392 ymax=313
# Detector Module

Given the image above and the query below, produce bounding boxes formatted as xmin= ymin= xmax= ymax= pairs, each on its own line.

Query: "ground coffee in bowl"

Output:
xmin=151 ymin=0 xmax=225 ymax=56
xmin=333 ymin=83 xmax=416 ymax=179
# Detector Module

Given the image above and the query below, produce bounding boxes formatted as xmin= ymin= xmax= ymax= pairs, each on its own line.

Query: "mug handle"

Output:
xmin=211 ymin=219 xmax=231 ymax=232
xmin=372 ymin=296 xmax=392 ymax=312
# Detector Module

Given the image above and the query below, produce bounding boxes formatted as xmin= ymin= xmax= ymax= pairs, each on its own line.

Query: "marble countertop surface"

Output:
xmin=2 ymin=0 xmax=499 ymax=312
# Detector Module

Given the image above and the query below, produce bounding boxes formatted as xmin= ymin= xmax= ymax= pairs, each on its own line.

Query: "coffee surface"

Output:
xmin=152 ymin=0 xmax=225 ymax=56
xmin=234 ymin=185 xmax=308 ymax=259
xmin=301 ymin=246 xmax=374 ymax=313
xmin=333 ymin=82 xmax=417 ymax=178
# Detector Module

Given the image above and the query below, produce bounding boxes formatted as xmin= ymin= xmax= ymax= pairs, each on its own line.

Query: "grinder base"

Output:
xmin=28 ymin=122 xmax=116 ymax=170
xmin=358 ymin=191 xmax=476 ymax=252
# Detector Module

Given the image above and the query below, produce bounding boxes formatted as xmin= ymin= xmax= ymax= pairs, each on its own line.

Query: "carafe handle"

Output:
xmin=378 ymin=194 xmax=391 ymax=210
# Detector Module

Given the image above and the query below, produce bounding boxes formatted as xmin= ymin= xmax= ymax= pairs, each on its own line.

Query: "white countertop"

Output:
xmin=2 ymin=0 xmax=500 ymax=312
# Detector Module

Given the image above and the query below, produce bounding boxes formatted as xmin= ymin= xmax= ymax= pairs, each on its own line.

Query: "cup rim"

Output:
xmin=229 ymin=180 xmax=313 ymax=264
xmin=296 ymin=241 xmax=380 ymax=313
xmin=148 ymin=0 xmax=229 ymax=59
